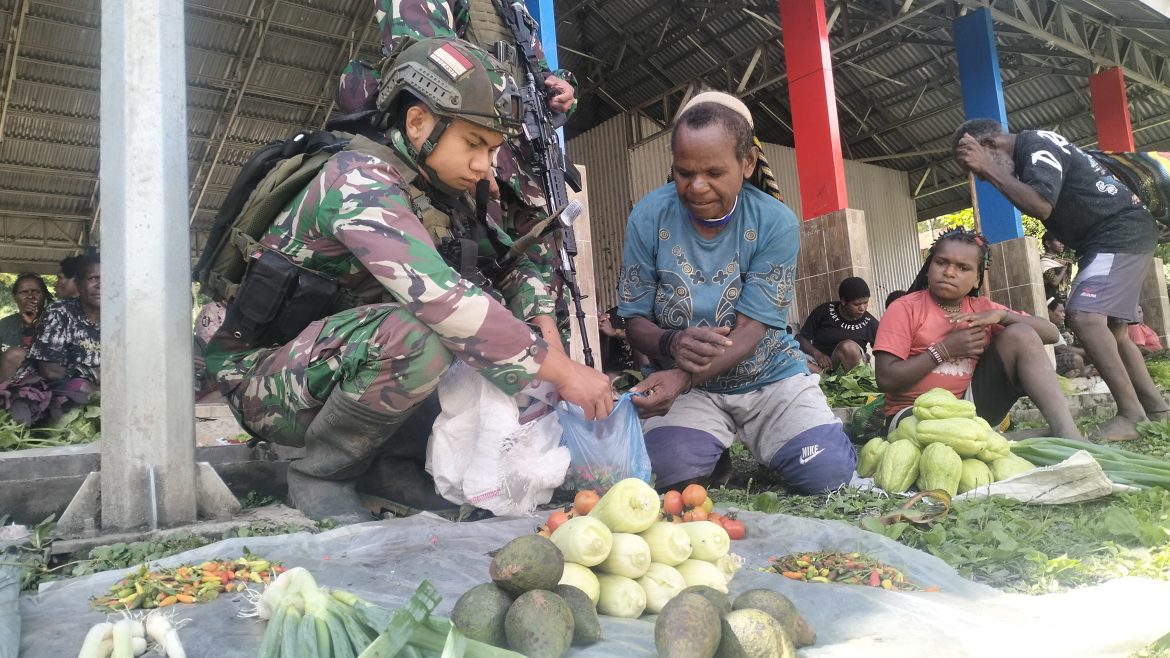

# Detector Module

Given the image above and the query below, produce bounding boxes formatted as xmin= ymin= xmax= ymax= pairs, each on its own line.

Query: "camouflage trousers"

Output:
xmin=219 ymin=303 xmax=451 ymax=446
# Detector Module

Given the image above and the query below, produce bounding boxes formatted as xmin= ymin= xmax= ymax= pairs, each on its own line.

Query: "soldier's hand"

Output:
xmin=672 ymin=326 xmax=733 ymax=373
xmin=545 ymin=76 xmax=575 ymax=114
xmin=556 ymin=361 xmax=614 ymax=420
xmin=630 ymin=369 xmax=691 ymax=419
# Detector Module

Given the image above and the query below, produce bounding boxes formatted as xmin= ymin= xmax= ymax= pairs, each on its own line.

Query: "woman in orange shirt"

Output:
xmin=873 ymin=228 xmax=1083 ymax=440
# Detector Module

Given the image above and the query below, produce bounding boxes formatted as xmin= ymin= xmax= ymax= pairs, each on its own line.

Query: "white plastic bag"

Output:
xmin=426 ymin=361 xmax=569 ymax=516
xmin=953 ymin=449 xmax=1138 ymax=504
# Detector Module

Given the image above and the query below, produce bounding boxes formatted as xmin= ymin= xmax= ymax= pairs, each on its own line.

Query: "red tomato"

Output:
xmin=662 ymin=491 xmax=685 ymax=516
xmin=722 ymin=519 xmax=746 ymax=540
xmin=573 ymin=490 xmax=600 ymax=515
xmin=707 ymin=512 xmax=725 ymax=525
xmin=682 ymin=507 xmax=709 ymax=522
xmin=547 ymin=510 xmax=570 ymax=533
xmin=682 ymin=484 xmax=708 ymax=509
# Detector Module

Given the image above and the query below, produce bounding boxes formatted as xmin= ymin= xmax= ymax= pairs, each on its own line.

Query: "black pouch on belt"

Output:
xmin=220 ymin=250 xmax=340 ymax=348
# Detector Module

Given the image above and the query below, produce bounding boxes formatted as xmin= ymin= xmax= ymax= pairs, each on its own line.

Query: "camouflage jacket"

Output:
xmin=211 ymin=136 xmax=551 ymax=394
xmin=374 ymin=0 xmax=576 ymax=101
xmin=375 ymin=0 xmax=575 ymax=296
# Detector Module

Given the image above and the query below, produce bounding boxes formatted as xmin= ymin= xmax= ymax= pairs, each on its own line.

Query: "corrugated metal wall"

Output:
xmin=565 ymin=115 xmax=635 ymax=314
xmin=568 ymin=113 xmax=922 ymax=315
xmin=841 ymin=159 xmax=922 ymax=313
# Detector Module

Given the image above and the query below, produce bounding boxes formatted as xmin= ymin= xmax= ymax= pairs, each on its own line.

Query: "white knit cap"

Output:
xmin=680 ymin=91 xmax=754 ymax=128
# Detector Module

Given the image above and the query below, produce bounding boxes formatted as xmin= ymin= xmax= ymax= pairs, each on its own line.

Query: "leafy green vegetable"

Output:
xmin=1147 ymin=358 xmax=1170 ymax=390
xmin=818 ymin=364 xmax=881 ymax=408
xmin=0 ymin=401 xmax=101 ymax=452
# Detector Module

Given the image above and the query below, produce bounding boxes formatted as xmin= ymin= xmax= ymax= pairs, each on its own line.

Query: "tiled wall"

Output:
xmin=794 ymin=209 xmax=873 ymax=325
xmin=985 ymin=236 xmax=1046 ymax=316
xmin=1140 ymin=257 xmax=1170 ymax=344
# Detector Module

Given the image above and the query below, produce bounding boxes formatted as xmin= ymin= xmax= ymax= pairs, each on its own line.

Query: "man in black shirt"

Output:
xmin=954 ymin=119 xmax=1166 ymax=441
xmin=797 ymin=277 xmax=879 ymax=374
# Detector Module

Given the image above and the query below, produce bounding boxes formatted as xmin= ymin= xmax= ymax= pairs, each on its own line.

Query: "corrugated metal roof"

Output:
xmin=561 ymin=0 xmax=1170 ymax=221
xmin=0 ymin=0 xmax=381 ymax=267
xmin=0 ymin=0 xmax=1168 ymax=271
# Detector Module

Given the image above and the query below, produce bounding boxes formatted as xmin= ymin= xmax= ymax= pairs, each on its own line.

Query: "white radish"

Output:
xmin=111 ymin=619 xmax=135 ymax=658
xmin=130 ymin=636 xmax=147 ymax=656
xmin=145 ymin=611 xmax=187 ymax=658
xmin=162 ymin=628 xmax=186 ymax=658
xmin=257 ymin=566 xmax=310 ymax=619
xmin=124 ymin=617 xmax=145 ymax=638
xmin=77 ymin=622 xmax=113 ymax=658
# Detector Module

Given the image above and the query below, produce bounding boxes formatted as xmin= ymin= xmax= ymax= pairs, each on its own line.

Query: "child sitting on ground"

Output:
xmin=873 ymin=228 xmax=1083 ymax=440
xmin=1128 ymin=305 xmax=1164 ymax=357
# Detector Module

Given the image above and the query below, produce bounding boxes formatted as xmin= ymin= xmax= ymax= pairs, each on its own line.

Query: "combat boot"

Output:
xmin=358 ymin=456 xmax=462 ymax=518
xmin=354 ymin=393 xmax=463 ymax=518
xmin=287 ymin=392 xmax=413 ymax=524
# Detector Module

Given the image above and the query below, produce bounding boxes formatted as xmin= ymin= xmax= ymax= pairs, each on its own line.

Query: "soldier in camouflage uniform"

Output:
xmin=205 ymin=38 xmax=612 ymax=523
xmin=373 ymin=0 xmax=577 ymax=347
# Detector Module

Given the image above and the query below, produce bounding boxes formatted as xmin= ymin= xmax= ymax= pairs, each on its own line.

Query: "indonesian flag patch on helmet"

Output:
xmin=429 ymin=43 xmax=474 ymax=81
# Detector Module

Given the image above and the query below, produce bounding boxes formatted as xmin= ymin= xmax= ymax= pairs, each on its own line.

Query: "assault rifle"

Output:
xmin=494 ymin=0 xmax=595 ymax=368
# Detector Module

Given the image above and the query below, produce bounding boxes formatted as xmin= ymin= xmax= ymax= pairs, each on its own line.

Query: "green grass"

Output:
xmin=714 ymin=461 xmax=1170 ymax=656
xmin=711 ymin=484 xmax=1170 ymax=595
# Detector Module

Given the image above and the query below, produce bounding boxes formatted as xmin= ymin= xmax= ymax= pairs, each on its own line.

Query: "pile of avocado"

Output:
xmin=451 ymin=534 xmax=600 ymax=658
xmin=655 ymin=587 xmax=816 ymax=658
xmin=451 ymin=532 xmax=817 ymax=658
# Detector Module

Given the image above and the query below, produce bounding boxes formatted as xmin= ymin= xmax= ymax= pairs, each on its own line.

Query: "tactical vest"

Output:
xmin=350 ymin=135 xmax=463 ymax=248
xmin=212 ymin=133 xmax=494 ymax=349
xmin=466 ymin=0 xmax=523 ymax=82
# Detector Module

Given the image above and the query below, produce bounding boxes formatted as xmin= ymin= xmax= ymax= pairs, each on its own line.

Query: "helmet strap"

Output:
xmin=413 ymin=116 xmax=466 ymax=197
xmin=417 ymin=117 xmax=449 ymax=161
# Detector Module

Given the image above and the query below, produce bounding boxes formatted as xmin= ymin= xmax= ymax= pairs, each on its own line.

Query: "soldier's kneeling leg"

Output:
xmin=245 ymin=304 xmax=454 ymax=523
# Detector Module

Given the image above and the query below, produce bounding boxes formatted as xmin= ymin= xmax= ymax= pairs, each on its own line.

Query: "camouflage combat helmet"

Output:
xmin=377 ymin=37 xmax=523 ymax=139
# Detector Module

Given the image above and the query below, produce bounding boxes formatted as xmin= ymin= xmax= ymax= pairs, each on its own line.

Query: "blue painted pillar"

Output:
xmin=525 ymin=0 xmax=565 ymax=146
xmin=953 ymin=8 xmax=1022 ymax=243
xmin=525 ymin=0 xmax=560 ymax=71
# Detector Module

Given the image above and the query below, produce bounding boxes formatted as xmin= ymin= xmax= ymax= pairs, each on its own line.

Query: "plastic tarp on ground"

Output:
xmin=14 ymin=511 xmax=1170 ymax=658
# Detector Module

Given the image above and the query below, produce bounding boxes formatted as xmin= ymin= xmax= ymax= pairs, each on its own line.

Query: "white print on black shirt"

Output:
xmin=1036 ymin=130 xmax=1072 ymax=153
xmin=1096 ymin=180 xmax=1119 ymax=196
xmin=1032 ymin=150 xmax=1063 ymax=172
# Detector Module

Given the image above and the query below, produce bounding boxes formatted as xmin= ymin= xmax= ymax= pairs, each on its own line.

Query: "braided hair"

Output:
xmin=908 ymin=227 xmax=992 ymax=297
xmin=749 ymin=136 xmax=784 ymax=202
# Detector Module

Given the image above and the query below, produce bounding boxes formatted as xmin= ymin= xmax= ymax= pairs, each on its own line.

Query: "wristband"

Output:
xmin=937 ymin=343 xmax=951 ymax=361
xmin=926 ymin=344 xmax=944 ymax=365
xmin=658 ymin=329 xmax=679 ymax=359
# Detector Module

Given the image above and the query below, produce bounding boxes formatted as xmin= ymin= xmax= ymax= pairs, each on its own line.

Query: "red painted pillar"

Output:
xmin=1088 ymin=67 xmax=1135 ymax=151
xmin=778 ymin=0 xmax=847 ymax=219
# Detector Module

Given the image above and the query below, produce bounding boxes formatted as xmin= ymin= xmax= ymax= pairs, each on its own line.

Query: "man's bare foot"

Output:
xmin=1087 ymin=415 xmax=1141 ymax=442
xmin=1145 ymin=408 xmax=1170 ymax=423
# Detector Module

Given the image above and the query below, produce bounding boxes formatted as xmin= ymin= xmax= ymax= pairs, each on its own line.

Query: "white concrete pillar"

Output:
xmin=99 ymin=0 xmax=197 ymax=529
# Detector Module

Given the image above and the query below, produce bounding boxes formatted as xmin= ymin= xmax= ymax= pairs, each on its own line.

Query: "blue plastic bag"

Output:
xmin=558 ymin=392 xmax=651 ymax=493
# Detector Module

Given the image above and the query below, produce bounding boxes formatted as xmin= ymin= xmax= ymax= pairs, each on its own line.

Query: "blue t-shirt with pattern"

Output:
xmin=617 ymin=183 xmax=807 ymax=394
